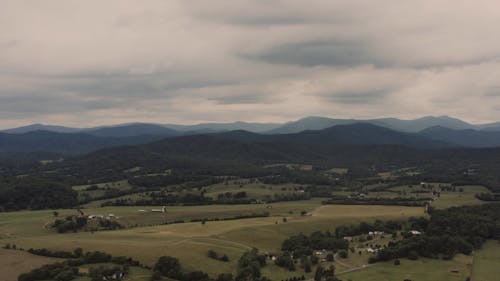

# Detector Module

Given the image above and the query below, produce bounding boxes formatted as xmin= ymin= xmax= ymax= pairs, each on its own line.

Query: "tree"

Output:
xmin=73 ymin=248 xmax=83 ymax=258
xmin=208 ymin=250 xmax=218 ymax=259
xmin=338 ymin=250 xmax=348 ymax=259
xmin=154 ymin=256 xmax=181 ymax=279
xmin=326 ymin=253 xmax=334 ymax=262
xmin=407 ymin=251 xmax=418 ymax=260
xmin=217 ymin=273 xmax=234 ymax=281
xmin=314 ymin=266 xmax=324 ymax=281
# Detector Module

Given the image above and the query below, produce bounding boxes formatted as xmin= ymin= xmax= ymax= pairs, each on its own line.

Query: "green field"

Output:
xmin=1 ymin=182 xmax=494 ymax=280
xmin=471 ymin=240 xmax=500 ymax=281
xmin=0 ymin=201 xmax=425 ymax=278
xmin=204 ymin=180 xmax=304 ymax=201
xmin=431 ymin=185 xmax=489 ymax=209
xmin=340 ymin=255 xmax=473 ymax=281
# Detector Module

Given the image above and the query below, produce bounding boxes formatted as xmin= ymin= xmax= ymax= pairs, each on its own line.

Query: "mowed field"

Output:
xmin=0 ymin=248 xmax=63 ymax=281
xmin=0 ymin=200 xmax=425 ymax=278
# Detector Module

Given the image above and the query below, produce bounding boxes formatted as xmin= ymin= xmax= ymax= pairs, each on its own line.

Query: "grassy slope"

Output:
xmin=0 ymin=248 xmax=63 ymax=281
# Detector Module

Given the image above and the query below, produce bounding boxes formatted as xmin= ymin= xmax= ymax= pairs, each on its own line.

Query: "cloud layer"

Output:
xmin=1 ymin=0 xmax=500 ymax=128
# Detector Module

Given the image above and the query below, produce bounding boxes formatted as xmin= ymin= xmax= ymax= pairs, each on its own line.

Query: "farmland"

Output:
xmin=1 ymin=179 xmax=495 ymax=280
xmin=0 ymin=201 xmax=426 ymax=278
xmin=1 ymin=163 xmax=498 ymax=281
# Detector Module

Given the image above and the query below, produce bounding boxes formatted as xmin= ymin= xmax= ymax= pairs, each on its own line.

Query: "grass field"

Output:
xmin=204 ymin=180 xmax=304 ymax=201
xmin=0 ymin=201 xmax=425 ymax=278
xmin=1 ymin=182 xmax=490 ymax=280
xmin=471 ymin=240 xmax=500 ymax=281
xmin=0 ymin=248 xmax=63 ymax=281
xmin=431 ymin=185 xmax=489 ymax=209
xmin=340 ymin=255 xmax=473 ymax=281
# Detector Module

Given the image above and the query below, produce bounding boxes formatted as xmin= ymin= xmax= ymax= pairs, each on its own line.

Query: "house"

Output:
xmin=409 ymin=230 xmax=422 ymax=235
xmin=343 ymin=236 xmax=353 ymax=241
xmin=151 ymin=206 xmax=167 ymax=213
xmin=367 ymin=248 xmax=377 ymax=253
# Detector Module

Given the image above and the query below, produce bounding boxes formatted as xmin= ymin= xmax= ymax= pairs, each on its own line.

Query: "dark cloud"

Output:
xmin=320 ymin=89 xmax=389 ymax=105
xmin=243 ymin=39 xmax=384 ymax=67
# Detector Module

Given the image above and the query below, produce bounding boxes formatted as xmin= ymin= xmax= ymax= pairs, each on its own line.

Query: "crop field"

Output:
xmin=0 ymin=248 xmax=63 ymax=281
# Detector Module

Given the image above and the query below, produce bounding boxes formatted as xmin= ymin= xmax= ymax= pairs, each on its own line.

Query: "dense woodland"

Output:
xmin=2 ymin=126 xmax=500 ymax=212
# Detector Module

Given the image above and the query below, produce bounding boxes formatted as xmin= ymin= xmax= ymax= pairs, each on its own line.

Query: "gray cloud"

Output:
xmin=244 ymin=39 xmax=382 ymax=67
xmin=321 ymin=89 xmax=389 ymax=105
xmin=2 ymin=0 xmax=500 ymax=128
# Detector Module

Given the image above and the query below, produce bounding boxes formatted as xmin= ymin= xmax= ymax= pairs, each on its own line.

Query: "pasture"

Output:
xmin=0 ymin=201 xmax=425 ymax=278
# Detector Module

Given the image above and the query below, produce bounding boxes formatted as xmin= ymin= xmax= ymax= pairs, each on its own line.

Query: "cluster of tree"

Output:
xmin=267 ymin=193 xmax=311 ymax=203
xmin=313 ymin=265 xmax=341 ymax=281
xmin=0 ymin=177 xmax=77 ymax=212
xmin=334 ymin=220 xmax=405 ymax=237
xmin=475 ymin=192 xmax=500 ymax=201
xmin=52 ymin=215 xmax=122 ymax=233
xmin=18 ymin=249 xmax=143 ymax=281
xmin=18 ymin=262 xmax=78 ymax=281
xmin=52 ymin=215 xmax=88 ymax=233
xmin=259 ymin=171 xmax=335 ymax=186
xmin=102 ymin=193 xmax=212 ymax=207
xmin=215 ymin=191 xmax=250 ymax=204
xmin=279 ymin=276 xmax=306 ymax=281
xmin=89 ymin=265 xmax=128 ymax=281
xmin=369 ymin=204 xmax=500 ymax=263
xmin=235 ymin=249 xmax=270 ymax=281
xmin=322 ymin=195 xmax=430 ymax=207
xmin=27 ymin=247 xmax=84 ymax=259
xmin=129 ymin=174 xmax=222 ymax=189
xmin=78 ymin=187 xmax=133 ymax=204
xmin=207 ymin=250 xmax=230 ymax=262
xmin=152 ymin=256 xmax=216 ymax=281
xmin=281 ymin=231 xmax=349 ymax=258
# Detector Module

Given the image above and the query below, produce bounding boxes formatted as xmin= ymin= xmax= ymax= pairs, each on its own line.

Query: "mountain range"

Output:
xmin=4 ymin=115 xmax=500 ymax=136
xmin=3 ymin=116 xmax=500 ymax=155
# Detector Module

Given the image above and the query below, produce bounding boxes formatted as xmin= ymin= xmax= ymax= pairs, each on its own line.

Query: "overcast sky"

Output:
xmin=1 ymin=0 xmax=500 ymax=128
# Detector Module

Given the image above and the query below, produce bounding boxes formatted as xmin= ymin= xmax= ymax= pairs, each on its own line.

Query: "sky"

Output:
xmin=1 ymin=0 xmax=500 ymax=128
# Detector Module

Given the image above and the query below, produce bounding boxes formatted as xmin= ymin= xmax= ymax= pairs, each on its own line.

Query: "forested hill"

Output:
xmin=52 ymin=123 xmax=500 ymax=184
xmin=0 ymin=131 xmax=169 ymax=154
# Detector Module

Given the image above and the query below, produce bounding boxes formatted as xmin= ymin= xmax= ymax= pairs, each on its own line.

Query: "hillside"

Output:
xmin=0 ymin=131 xmax=169 ymax=154
xmin=419 ymin=126 xmax=500 ymax=147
